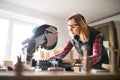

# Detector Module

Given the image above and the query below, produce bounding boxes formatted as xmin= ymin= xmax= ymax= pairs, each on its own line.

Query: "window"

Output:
xmin=0 ymin=14 xmax=45 ymax=65
xmin=11 ymin=22 xmax=36 ymax=64
xmin=0 ymin=18 xmax=9 ymax=64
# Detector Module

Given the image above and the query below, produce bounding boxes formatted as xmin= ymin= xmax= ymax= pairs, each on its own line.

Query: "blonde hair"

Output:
xmin=67 ymin=14 xmax=90 ymax=42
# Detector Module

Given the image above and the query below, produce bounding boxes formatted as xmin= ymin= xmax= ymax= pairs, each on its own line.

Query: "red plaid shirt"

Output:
xmin=49 ymin=33 xmax=103 ymax=66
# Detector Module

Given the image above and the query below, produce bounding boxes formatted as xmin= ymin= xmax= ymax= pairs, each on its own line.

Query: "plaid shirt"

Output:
xmin=49 ymin=33 xmax=103 ymax=66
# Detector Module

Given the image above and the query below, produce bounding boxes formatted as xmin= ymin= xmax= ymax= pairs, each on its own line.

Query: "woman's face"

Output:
xmin=67 ymin=19 xmax=80 ymax=37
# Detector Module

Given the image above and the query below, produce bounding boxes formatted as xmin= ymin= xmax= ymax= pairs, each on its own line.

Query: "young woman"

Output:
xmin=49 ymin=13 xmax=109 ymax=69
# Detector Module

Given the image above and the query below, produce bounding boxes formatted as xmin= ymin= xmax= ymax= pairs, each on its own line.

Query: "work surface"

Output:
xmin=0 ymin=71 xmax=120 ymax=80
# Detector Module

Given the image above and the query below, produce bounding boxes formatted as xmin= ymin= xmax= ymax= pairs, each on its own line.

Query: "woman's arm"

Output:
xmin=88 ymin=33 xmax=103 ymax=66
xmin=48 ymin=40 xmax=73 ymax=59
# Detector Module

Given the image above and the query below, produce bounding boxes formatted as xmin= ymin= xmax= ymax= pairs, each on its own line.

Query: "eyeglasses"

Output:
xmin=67 ymin=24 xmax=79 ymax=27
